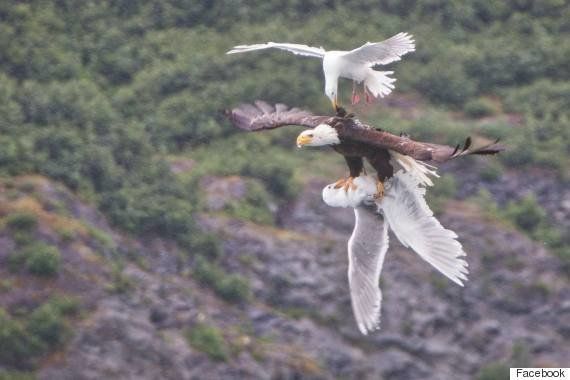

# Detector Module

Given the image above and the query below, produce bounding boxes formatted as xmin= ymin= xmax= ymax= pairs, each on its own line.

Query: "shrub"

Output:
xmin=185 ymin=324 xmax=228 ymax=361
xmin=0 ymin=309 xmax=42 ymax=369
xmin=47 ymin=295 xmax=80 ymax=317
xmin=23 ymin=244 xmax=61 ymax=277
xmin=27 ymin=303 xmax=69 ymax=346
xmin=479 ymin=162 xmax=502 ymax=182
xmin=464 ymin=98 xmax=497 ymax=118
xmin=5 ymin=212 xmax=38 ymax=231
xmin=107 ymin=262 xmax=134 ymax=294
xmin=504 ymin=195 xmax=546 ymax=233
xmin=223 ymin=180 xmax=274 ymax=225
xmin=193 ymin=257 xmax=251 ymax=303
xmin=188 ymin=233 xmax=222 ymax=259
xmin=216 ymin=275 xmax=251 ymax=303
xmin=0 ymin=371 xmax=35 ymax=380
xmin=476 ymin=362 xmax=509 ymax=380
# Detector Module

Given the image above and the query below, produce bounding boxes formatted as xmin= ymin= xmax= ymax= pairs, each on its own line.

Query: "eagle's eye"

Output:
xmin=307 ymin=133 xmax=314 ymax=137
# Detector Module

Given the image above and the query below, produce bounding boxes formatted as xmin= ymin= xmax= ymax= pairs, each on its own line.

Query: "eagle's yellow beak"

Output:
xmin=296 ymin=134 xmax=312 ymax=148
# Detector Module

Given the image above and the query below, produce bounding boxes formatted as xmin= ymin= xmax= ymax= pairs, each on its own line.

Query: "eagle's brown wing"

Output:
xmin=335 ymin=122 xmax=504 ymax=163
xmin=227 ymin=102 xmax=504 ymax=162
xmin=227 ymin=101 xmax=333 ymax=131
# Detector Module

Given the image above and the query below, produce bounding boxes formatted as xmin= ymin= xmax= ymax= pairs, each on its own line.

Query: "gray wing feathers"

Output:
xmin=380 ymin=171 xmax=468 ymax=286
xmin=227 ymin=42 xmax=326 ymax=58
xmin=344 ymin=32 xmax=415 ymax=66
xmin=348 ymin=206 xmax=389 ymax=335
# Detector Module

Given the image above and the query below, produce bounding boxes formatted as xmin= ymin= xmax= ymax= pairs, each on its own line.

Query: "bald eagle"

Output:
xmin=227 ymin=101 xmax=503 ymax=334
xmin=227 ymin=33 xmax=415 ymax=110
xmin=229 ymin=101 xmax=503 ymax=199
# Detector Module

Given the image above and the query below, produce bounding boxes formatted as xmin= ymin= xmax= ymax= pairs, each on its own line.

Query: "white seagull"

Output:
xmin=227 ymin=33 xmax=415 ymax=110
xmin=322 ymin=172 xmax=468 ymax=334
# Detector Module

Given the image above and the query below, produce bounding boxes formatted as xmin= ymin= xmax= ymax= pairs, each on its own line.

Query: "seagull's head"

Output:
xmin=325 ymin=85 xmax=338 ymax=109
xmin=296 ymin=124 xmax=340 ymax=148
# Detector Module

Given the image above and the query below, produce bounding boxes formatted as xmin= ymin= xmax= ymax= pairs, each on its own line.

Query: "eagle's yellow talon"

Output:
xmin=333 ymin=177 xmax=357 ymax=193
xmin=374 ymin=180 xmax=384 ymax=200
xmin=333 ymin=178 xmax=345 ymax=189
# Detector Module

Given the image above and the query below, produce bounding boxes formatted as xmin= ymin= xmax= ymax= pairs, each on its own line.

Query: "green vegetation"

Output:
xmin=107 ymin=261 xmax=134 ymax=294
xmin=471 ymin=190 xmax=569 ymax=271
xmin=193 ymin=257 xmax=251 ymax=303
xmin=223 ymin=180 xmax=275 ymax=225
xmin=185 ymin=323 xmax=228 ymax=361
xmin=0 ymin=296 xmax=77 ymax=370
xmin=0 ymin=1 xmax=565 ymax=258
xmin=426 ymin=174 xmax=457 ymax=213
xmin=476 ymin=362 xmax=510 ymax=380
xmin=464 ymin=97 xmax=497 ymax=118
xmin=8 ymin=242 xmax=62 ymax=277
xmin=476 ymin=341 xmax=530 ymax=380
xmin=0 ymin=371 xmax=35 ymax=380
xmin=5 ymin=212 xmax=38 ymax=231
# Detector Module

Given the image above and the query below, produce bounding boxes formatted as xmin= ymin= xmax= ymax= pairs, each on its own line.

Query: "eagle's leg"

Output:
xmin=373 ymin=180 xmax=385 ymax=200
xmin=351 ymin=81 xmax=361 ymax=105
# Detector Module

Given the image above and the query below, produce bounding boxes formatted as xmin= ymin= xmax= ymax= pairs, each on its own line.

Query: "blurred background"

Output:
xmin=0 ymin=1 xmax=568 ymax=379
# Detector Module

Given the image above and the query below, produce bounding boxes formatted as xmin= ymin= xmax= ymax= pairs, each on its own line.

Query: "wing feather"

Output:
xmin=227 ymin=42 xmax=325 ymax=58
xmin=348 ymin=206 xmax=389 ymax=335
xmin=379 ymin=171 xmax=469 ymax=286
xmin=227 ymin=102 xmax=332 ymax=131
xmin=343 ymin=32 xmax=415 ymax=66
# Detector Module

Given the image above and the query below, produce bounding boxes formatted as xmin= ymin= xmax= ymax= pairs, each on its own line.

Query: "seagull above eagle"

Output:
xmin=227 ymin=101 xmax=504 ymax=334
xmin=227 ymin=33 xmax=415 ymax=110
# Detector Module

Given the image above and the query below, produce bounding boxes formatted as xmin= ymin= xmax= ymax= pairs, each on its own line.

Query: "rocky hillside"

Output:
xmin=1 ymin=160 xmax=567 ymax=379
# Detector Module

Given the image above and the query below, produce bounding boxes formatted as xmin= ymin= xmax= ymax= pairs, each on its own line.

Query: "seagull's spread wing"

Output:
xmin=227 ymin=101 xmax=332 ymax=131
xmin=227 ymin=42 xmax=326 ymax=58
xmin=343 ymin=32 xmax=415 ymax=66
xmin=380 ymin=171 xmax=468 ymax=286
xmin=348 ymin=205 xmax=389 ymax=335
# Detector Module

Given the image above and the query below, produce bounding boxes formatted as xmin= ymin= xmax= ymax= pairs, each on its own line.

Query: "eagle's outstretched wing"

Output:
xmin=343 ymin=33 xmax=415 ymax=66
xmin=337 ymin=123 xmax=504 ymax=163
xmin=227 ymin=102 xmax=505 ymax=161
xmin=348 ymin=205 xmax=389 ymax=335
xmin=227 ymin=101 xmax=332 ymax=131
xmin=227 ymin=42 xmax=326 ymax=58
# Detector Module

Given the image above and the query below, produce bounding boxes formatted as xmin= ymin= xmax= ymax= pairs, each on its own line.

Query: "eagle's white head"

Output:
xmin=296 ymin=124 xmax=340 ymax=148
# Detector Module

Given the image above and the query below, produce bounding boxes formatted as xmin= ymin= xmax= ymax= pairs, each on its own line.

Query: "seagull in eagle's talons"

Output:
xmin=227 ymin=32 xmax=415 ymax=111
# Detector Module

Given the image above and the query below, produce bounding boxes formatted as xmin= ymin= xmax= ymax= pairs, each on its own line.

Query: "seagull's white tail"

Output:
xmin=364 ymin=70 xmax=396 ymax=98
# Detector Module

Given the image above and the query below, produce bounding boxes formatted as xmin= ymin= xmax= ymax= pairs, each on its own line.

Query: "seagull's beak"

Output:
xmin=331 ymin=98 xmax=338 ymax=111
xmin=296 ymin=134 xmax=312 ymax=148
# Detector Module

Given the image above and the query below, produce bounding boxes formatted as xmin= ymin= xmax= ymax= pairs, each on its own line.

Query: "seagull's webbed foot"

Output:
xmin=373 ymin=180 xmax=385 ymax=200
xmin=351 ymin=81 xmax=361 ymax=105
xmin=333 ymin=177 xmax=357 ymax=193
xmin=364 ymin=85 xmax=375 ymax=105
